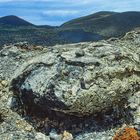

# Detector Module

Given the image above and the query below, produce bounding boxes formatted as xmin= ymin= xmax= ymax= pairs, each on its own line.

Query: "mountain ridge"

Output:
xmin=0 ymin=15 xmax=34 ymax=26
xmin=61 ymin=11 xmax=118 ymax=27
xmin=1 ymin=11 xmax=140 ymax=27
xmin=0 ymin=11 xmax=140 ymax=46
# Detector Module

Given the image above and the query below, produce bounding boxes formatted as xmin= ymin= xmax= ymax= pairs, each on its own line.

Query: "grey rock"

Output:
xmin=14 ymin=41 xmax=29 ymax=48
xmin=9 ymin=30 xmax=140 ymax=116
xmin=35 ymin=132 xmax=50 ymax=140
xmin=135 ymin=124 xmax=140 ymax=135
xmin=75 ymin=49 xmax=85 ymax=57
xmin=0 ymin=29 xmax=140 ymax=140
xmin=134 ymin=117 xmax=140 ymax=125
xmin=49 ymin=129 xmax=62 ymax=140
xmin=129 ymin=103 xmax=138 ymax=110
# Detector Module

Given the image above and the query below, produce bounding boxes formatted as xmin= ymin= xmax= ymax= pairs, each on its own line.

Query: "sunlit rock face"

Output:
xmin=10 ymin=30 xmax=140 ymax=116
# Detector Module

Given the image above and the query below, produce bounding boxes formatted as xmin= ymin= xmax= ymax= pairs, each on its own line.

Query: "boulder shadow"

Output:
xmin=10 ymin=96 xmax=134 ymax=137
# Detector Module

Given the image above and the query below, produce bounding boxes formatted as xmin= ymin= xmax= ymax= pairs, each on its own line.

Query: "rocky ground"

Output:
xmin=0 ymin=30 xmax=140 ymax=140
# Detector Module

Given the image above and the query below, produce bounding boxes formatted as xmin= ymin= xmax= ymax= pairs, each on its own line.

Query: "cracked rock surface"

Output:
xmin=0 ymin=30 xmax=140 ymax=139
xmin=10 ymin=30 xmax=140 ymax=116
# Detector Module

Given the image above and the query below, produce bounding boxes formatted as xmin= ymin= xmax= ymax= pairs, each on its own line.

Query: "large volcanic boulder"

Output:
xmin=10 ymin=32 xmax=140 ymax=116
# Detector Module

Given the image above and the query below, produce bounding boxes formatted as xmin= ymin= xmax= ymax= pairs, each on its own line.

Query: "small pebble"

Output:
xmin=75 ymin=49 xmax=85 ymax=57
xmin=62 ymin=131 xmax=73 ymax=140
xmin=35 ymin=132 xmax=50 ymax=140
xmin=25 ymin=125 xmax=32 ymax=132
xmin=49 ymin=129 xmax=62 ymax=140
xmin=129 ymin=103 xmax=138 ymax=109
xmin=1 ymin=80 xmax=8 ymax=87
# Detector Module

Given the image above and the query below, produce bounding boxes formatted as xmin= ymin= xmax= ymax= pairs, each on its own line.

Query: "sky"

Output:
xmin=0 ymin=0 xmax=139 ymax=26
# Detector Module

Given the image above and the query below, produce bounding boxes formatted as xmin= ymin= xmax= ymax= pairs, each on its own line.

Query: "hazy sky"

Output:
xmin=0 ymin=0 xmax=139 ymax=26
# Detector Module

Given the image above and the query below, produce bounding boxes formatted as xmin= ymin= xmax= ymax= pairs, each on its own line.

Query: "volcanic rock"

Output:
xmin=9 ymin=30 xmax=140 ymax=116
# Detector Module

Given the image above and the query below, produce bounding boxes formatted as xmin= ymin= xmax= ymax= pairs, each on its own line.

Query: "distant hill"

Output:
xmin=61 ymin=11 xmax=140 ymax=38
xmin=61 ymin=11 xmax=117 ymax=27
xmin=0 ymin=15 xmax=34 ymax=26
xmin=0 ymin=11 xmax=140 ymax=46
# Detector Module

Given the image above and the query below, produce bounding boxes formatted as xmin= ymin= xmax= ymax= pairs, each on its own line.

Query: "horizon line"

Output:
xmin=0 ymin=10 xmax=140 ymax=26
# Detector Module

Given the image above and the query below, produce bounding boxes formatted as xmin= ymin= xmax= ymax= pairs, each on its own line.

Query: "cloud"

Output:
xmin=0 ymin=0 xmax=13 ymax=2
xmin=0 ymin=0 xmax=139 ymax=25
xmin=43 ymin=10 xmax=80 ymax=16
xmin=0 ymin=0 xmax=94 ymax=3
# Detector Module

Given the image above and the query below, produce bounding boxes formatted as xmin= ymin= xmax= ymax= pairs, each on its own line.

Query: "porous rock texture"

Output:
xmin=0 ymin=30 xmax=140 ymax=140
xmin=10 ymin=30 xmax=140 ymax=117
